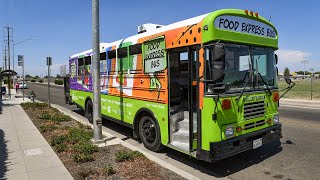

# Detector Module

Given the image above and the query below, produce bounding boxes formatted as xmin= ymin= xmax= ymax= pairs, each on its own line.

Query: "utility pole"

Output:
xmin=6 ymin=27 xmax=12 ymax=70
xmin=4 ymin=46 xmax=7 ymax=70
xmin=4 ymin=27 xmax=13 ymax=98
xmin=92 ymin=0 xmax=102 ymax=141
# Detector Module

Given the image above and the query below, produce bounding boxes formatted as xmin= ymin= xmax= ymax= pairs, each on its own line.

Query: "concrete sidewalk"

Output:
xmin=0 ymin=94 xmax=73 ymax=179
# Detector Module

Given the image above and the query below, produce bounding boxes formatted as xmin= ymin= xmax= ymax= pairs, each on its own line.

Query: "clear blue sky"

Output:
xmin=1 ymin=0 xmax=319 ymax=76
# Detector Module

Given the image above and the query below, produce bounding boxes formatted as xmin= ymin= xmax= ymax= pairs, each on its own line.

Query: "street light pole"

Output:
xmin=92 ymin=0 xmax=102 ymax=141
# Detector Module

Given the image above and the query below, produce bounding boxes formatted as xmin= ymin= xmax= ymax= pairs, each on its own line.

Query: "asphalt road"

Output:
xmin=23 ymin=82 xmax=320 ymax=180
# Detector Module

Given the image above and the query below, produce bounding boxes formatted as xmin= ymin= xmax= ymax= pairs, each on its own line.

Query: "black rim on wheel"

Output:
xmin=142 ymin=117 xmax=156 ymax=143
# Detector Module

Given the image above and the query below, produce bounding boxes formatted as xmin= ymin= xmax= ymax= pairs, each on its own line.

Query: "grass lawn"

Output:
xmin=278 ymin=80 xmax=320 ymax=100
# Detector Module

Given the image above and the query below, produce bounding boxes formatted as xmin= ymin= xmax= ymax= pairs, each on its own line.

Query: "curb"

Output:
xmin=51 ymin=103 xmax=206 ymax=180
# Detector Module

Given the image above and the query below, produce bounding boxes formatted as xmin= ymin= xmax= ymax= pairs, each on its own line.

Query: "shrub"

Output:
xmin=104 ymin=164 xmax=116 ymax=175
xmin=55 ymin=143 xmax=67 ymax=152
xmin=21 ymin=102 xmax=48 ymax=110
xmin=57 ymin=80 xmax=63 ymax=85
xmin=55 ymin=79 xmax=63 ymax=85
xmin=50 ymin=114 xmax=71 ymax=122
xmin=73 ymin=141 xmax=98 ymax=155
xmin=39 ymin=124 xmax=57 ymax=132
xmin=115 ymin=150 xmax=143 ymax=162
xmin=31 ymin=79 xmax=36 ymax=82
xmin=38 ymin=113 xmax=51 ymax=120
xmin=67 ymin=127 xmax=93 ymax=144
xmin=72 ymin=153 xmax=94 ymax=163
xmin=39 ymin=79 xmax=44 ymax=83
xmin=50 ymin=135 xmax=67 ymax=146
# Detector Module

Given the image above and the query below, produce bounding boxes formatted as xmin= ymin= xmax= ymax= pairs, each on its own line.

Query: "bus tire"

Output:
xmin=85 ymin=100 xmax=93 ymax=123
xmin=138 ymin=115 xmax=164 ymax=152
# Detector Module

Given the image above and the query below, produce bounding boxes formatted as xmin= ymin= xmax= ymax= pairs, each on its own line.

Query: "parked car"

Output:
xmin=18 ymin=82 xmax=27 ymax=89
xmin=1 ymin=86 xmax=7 ymax=95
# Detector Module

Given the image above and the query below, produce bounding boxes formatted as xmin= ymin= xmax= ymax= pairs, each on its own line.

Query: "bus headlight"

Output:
xmin=273 ymin=115 xmax=279 ymax=124
xmin=225 ymin=126 xmax=234 ymax=138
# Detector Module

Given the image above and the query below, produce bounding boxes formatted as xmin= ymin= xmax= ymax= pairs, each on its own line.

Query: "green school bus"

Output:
xmin=67 ymin=9 xmax=284 ymax=162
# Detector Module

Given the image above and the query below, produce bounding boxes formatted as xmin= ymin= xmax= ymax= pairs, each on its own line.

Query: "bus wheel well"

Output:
xmin=85 ymin=97 xmax=92 ymax=109
xmin=133 ymin=108 xmax=155 ymax=140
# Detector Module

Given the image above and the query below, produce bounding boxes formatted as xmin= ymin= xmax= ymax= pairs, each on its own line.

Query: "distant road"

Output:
xmin=25 ymin=81 xmax=320 ymax=180
xmin=24 ymin=82 xmax=320 ymax=124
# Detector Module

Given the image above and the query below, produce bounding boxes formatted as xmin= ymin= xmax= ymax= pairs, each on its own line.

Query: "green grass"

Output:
xmin=278 ymin=80 xmax=320 ymax=100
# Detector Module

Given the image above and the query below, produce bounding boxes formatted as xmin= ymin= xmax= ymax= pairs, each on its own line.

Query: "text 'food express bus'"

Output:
xmin=66 ymin=9 xmax=282 ymax=162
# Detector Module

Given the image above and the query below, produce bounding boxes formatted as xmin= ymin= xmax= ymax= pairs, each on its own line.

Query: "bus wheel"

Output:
xmin=138 ymin=115 xmax=163 ymax=152
xmin=85 ymin=100 xmax=93 ymax=123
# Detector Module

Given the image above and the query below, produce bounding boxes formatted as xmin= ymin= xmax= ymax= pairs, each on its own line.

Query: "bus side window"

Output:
xmin=129 ymin=44 xmax=142 ymax=71
xmin=84 ymin=56 xmax=91 ymax=75
xmin=78 ymin=58 xmax=84 ymax=76
xmin=100 ymin=52 xmax=107 ymax=73
xmin=117 ymin=47 xmax=128 ymax=72
xmin=107 ymin=50 xmax=117 ymax=73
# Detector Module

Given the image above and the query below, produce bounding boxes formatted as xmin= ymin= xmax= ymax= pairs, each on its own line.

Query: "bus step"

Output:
xmin=170 ymin=141 xmax=189 ymax=152
xmin=177 ymin=119 xmax=197 ymax=132
xmin=172 ymin=130 xmax=189 ymax=143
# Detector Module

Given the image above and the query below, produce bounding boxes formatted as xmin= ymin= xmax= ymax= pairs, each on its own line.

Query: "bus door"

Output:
xmin=168 ymin=46 xmax=199 ymax=152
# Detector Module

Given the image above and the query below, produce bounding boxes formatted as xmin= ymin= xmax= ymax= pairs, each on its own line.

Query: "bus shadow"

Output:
xmin=166 ymin=140 xmax=282 ymax=177
xmin=71 ymin=108 xmax=282 ymax=178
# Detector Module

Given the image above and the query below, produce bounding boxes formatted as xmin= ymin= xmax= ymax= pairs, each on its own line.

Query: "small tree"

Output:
xmin=284 ymin=67 xmax=290 ymax=77
xmin=34 ymin=75 xmax=40 ymax=79
xmin=25 ymin=74 xmax=33 ymax=79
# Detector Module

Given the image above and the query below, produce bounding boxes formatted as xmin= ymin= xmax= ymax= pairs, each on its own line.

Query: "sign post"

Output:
xmin=18 ymin=55 xmax=24 ymax=101
xmin=47 ymin=57 xmax=52 ymax=108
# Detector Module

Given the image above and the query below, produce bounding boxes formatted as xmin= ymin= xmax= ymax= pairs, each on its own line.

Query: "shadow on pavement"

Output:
xmin=0 ymin=129 xmax=8 ymax=179
xmin=72 ymin=108 xmax=282 ymax=178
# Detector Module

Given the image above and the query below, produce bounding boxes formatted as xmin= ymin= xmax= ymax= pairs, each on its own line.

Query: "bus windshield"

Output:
xmin=205 ymin=44 xmax=278 ymax=93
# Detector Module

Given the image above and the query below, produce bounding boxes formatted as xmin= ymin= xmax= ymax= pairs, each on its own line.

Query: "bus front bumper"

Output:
xmin=200 ymin=124 xmax=282 ymax=162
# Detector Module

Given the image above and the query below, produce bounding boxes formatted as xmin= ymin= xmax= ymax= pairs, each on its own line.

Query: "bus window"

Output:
xmin=78 ymin=58 xmax=84 ymax=76
xmin=84 ymin=56 xmax=91 ymax=75
xmin=117 ymin=47 xmax=131 ymax=72
xmin=107 ymin=50 xmax=116 ymax=59
xmin=129 ymin=44 xmax=142 ymax=55
xmin=100 ymin=52 xmax=107 ymax=73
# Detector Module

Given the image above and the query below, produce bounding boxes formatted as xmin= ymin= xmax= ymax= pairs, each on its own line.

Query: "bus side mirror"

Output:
xmin=285 ymin=73 xmax=292 ymax=85
xmin=275 ymin=54 xmax=278 ymax=64
xmin=211 ymin=45 xmax=225 ymax=83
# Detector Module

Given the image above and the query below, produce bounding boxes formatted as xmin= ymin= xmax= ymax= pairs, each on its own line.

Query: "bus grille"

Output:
xmin=244 ymin=101 xmax=265 ymax=120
